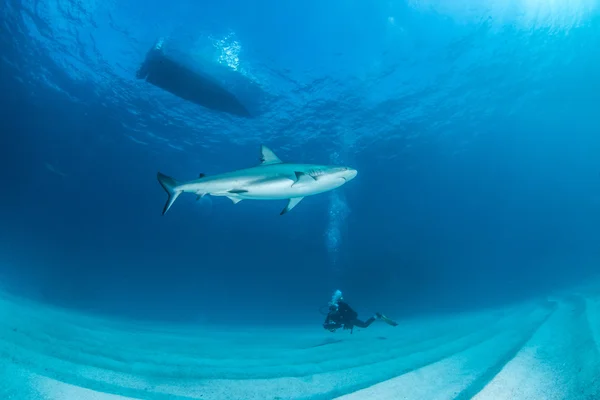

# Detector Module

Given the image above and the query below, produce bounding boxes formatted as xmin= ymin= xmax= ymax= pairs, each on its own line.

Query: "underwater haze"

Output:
xmin=1 ymin=0 xmax=600 ymax=398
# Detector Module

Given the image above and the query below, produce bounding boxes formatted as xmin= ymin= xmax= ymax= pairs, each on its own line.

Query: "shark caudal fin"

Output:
xmin=157 ymin=172 xmax=183 ymax=215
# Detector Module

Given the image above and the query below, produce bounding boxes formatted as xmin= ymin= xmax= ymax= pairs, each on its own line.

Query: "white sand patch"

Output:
xmin=472 ymin=345 xmax=562 ymax=400
xmin=335 ymin=304 xmax=553 ymax=400
xmin=473 ymin=296 xmax=600 ymax=399
xmin=1 ymin=281 xmax=600 ymax=399
xmin=32 ymin=373 xmax=138 ymax=400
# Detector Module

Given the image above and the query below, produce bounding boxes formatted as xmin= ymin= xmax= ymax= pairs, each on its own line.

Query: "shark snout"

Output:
xmin=343 ymin=168 xmax=358 ymax=181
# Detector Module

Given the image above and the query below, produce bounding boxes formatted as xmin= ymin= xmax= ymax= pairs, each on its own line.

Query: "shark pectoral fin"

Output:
xmin=291 ymin=172 xmax=316 ymax=187
xmin=227 ymin=196 xmax=243 ymax=204
xmin=199 ymin=173 xmax=207 ymax=178
xmin=259 ymin=145 xmax=282 ymax=165
xmin=280 ymin=197 xmax=304 ymax=215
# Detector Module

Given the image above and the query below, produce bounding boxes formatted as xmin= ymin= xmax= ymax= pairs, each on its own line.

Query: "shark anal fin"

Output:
xmin=260 ymin=145 xmax=282 ymax=165
xmin=291 ymin=172 xmax=315 ymax=187
xmin=280 ymin=197 xmax=304 ymax=215
xmin=227 ymin=196 xmax=243 ymax=204
xmin=227 ymin=189 xmax=246 ymax=204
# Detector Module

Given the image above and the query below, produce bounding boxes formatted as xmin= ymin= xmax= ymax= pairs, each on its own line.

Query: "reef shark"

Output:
xmin=157 ymin=145 xmax=358 ymax=215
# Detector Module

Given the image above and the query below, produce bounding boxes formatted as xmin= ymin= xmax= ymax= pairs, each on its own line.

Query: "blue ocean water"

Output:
xmin=1 ymin=0 xmax=600 ymax=332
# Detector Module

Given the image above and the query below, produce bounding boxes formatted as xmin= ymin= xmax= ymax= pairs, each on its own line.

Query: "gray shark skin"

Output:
xmin=157 ymin=145 xmax=358 ymax=215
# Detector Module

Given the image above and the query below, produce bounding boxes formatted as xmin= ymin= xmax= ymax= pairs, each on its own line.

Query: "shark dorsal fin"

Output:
xmin=260 ymin=145 xmax=282 ymax=165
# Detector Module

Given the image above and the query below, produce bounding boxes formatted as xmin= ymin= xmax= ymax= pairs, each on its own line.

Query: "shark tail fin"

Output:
xmin=157 ymin=172 xmax=183 ymax=215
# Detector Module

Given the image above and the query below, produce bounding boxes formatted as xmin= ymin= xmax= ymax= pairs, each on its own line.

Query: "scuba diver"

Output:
xmin=322 ymin=290 xmax=398 ymax=333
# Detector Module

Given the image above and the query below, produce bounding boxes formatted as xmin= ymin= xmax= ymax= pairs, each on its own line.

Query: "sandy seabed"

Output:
xmin=1 ymin=282 xmax=599 ymax=400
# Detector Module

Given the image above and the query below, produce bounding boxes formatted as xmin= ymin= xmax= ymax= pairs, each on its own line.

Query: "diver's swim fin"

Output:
xmin=377 ymin=313 xmax=398 ymax=327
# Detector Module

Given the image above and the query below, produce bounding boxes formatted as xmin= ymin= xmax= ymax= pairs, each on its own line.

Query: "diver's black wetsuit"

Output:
xmin=323 ymin=301 xmax=376 ymax=333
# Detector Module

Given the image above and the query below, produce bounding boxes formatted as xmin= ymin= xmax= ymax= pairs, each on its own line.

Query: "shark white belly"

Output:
xmin=230 ymin=175 xmax=348 ymax=200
